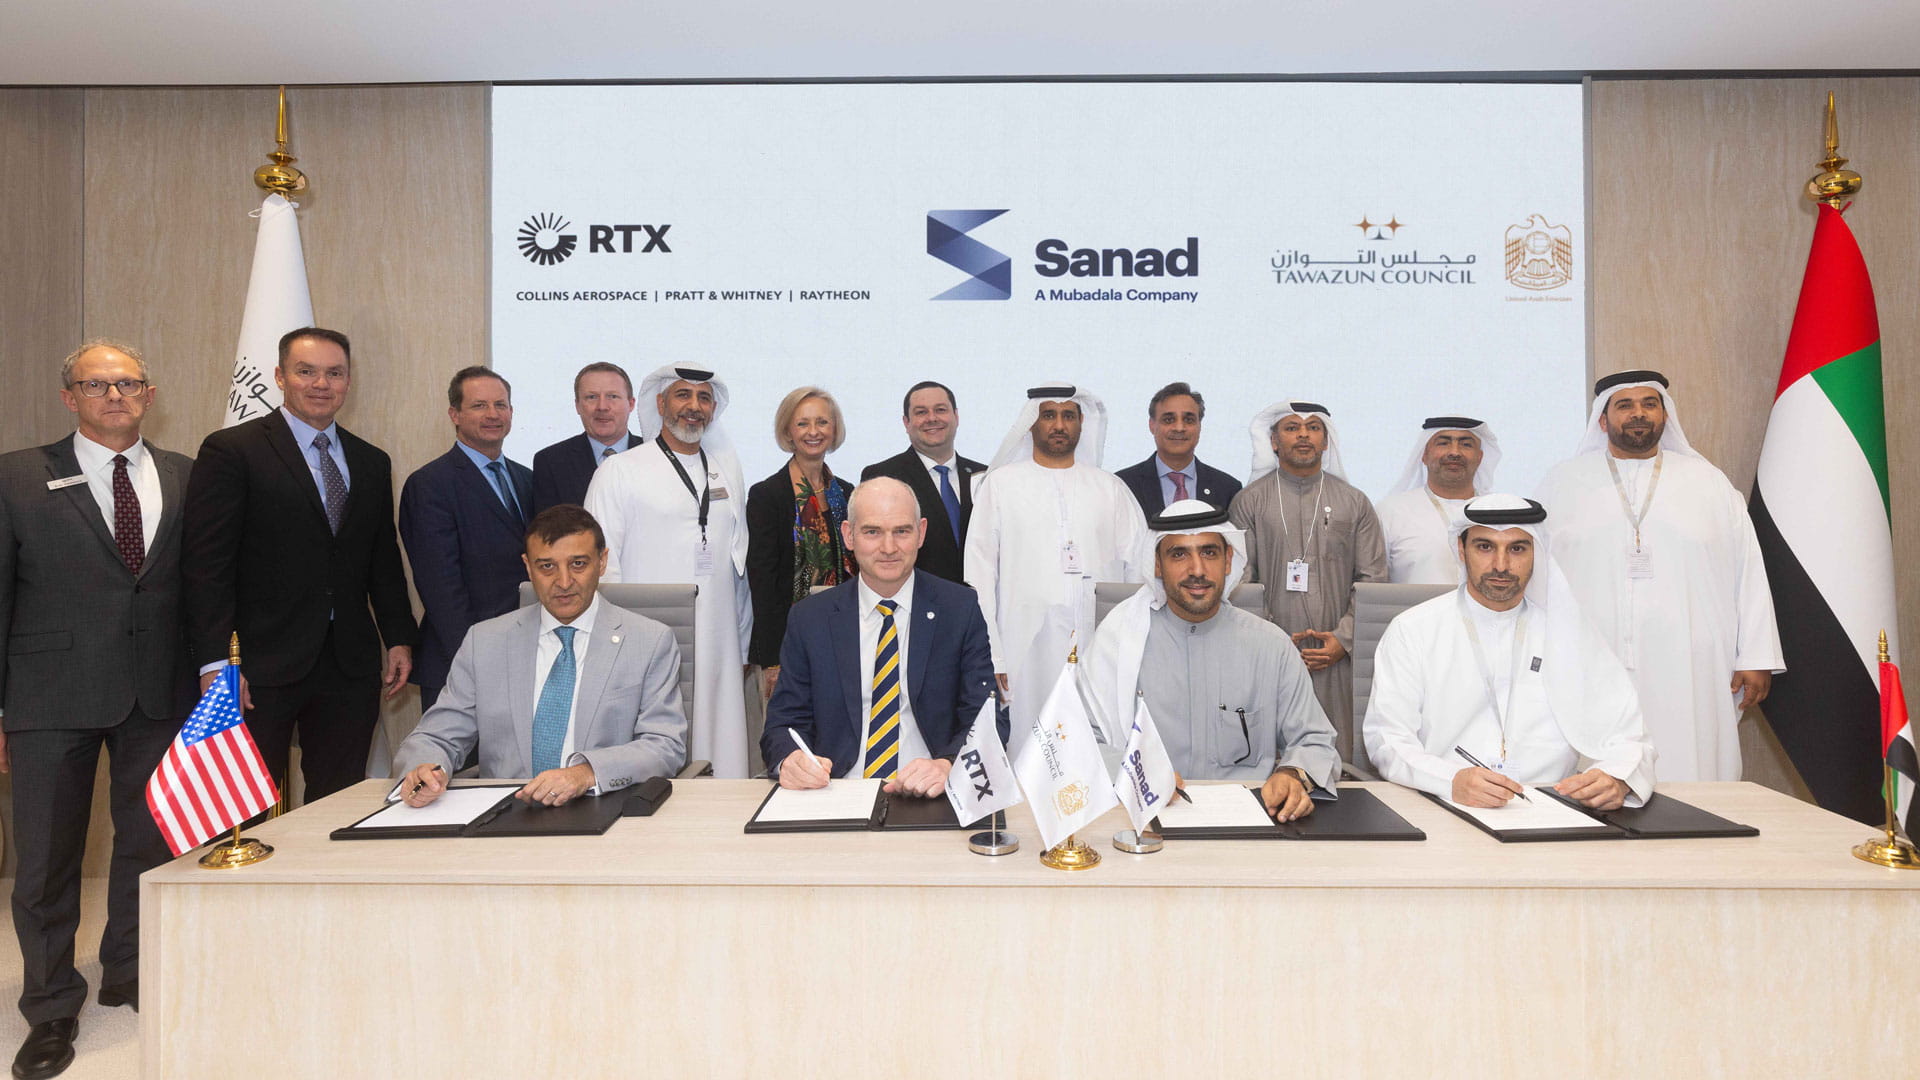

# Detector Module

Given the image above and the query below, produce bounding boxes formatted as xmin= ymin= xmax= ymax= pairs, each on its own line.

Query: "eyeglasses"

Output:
xmin=1220 ymin=706 xmax=1254 ymax=765
xmin=70 ymin=378 xmax=148 ymax=398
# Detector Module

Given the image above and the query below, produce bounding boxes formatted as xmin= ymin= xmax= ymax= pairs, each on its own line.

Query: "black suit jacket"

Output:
xmin=182 ymin=410 xmax=417 ymax=687
xmin=761 ymin=571 xmax=999 ymax=775
xmin=398 ymin=445 xmax=534 ymax=690
xmin=530 ymin=431 xmax=642 ymax=515
xmin=1115 ymin=455 xmax=1243 ymax=518
xmin=0 ymin=435 xmax=197 ymax=730
xmin=744 ymin=466 xmax=855 ymax=668
xmin=858 ymin=449 xmax=986 ymax=584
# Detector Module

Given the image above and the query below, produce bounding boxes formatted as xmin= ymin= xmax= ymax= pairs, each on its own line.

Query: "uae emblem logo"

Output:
xmin=1054 ymin=782 xmax=1088 ymax=816
xmin=1503 ymin=215 xmax=1573 ymax=291
xmin=517 ymin=212 xmax=577 ymax=266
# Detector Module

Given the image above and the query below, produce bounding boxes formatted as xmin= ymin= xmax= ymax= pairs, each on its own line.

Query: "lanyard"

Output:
xmin=1273 ymin=472 xmax=1327 ymax=562
xmin=658 ymin=438 xmax=711 ymax=542
xmin=1605 ymin=453 xmax=1663 ymax=549
xmin=1457 ymin=591 xmax=1531 ymax=761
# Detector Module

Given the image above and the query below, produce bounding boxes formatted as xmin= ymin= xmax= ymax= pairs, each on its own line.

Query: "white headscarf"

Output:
xmin=1082 ymin=500 xmax=1250 ymax=745
xmin=1454 ymin=493 xmax=1654 ymax=782
xmin=988 ymin=383 xmax=1109 ymax=469
xmin=1390 ymin=415 xmax=1502 ymax=495
xmin=1248 ymin=399 xmax=1346 ymax=482
xmin=1574 ymin=370 xmax=1699 ymax=458
xmin=635 ymin=364 xmax=750 ymax=574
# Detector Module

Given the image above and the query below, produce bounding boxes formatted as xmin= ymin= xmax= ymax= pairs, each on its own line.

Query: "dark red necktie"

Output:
xmin=112 ymin=453 xmax=145 ymax=573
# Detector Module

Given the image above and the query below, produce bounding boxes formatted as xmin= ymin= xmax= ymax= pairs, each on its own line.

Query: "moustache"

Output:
xmin=1178 ymin=576 xmax=1214 ymax=590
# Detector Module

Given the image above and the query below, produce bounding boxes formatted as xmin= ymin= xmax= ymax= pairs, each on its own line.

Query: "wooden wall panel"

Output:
xmin=1590 ymin=77 xmax=1920 ymax=797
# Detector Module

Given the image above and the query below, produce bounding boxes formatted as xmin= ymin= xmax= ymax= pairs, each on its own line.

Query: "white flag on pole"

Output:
xmin=1112 ymin=695 xmax=1179 ymax=835
xmin=222 ymin=193 xmax=313 ymax=427
xmin=1013 ymin=661 xmax=1119 ymax=850
xmin=944 ymin=699 xmax=1023 ymax=827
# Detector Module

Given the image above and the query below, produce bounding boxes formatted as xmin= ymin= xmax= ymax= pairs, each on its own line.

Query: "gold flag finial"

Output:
xmin=1806 ymin=91 xmax=1863 ymax=207
xmin=253 ymin=86 xmax=308 ymax=200
xmin=1880 ymin=630 xmax=1890 ymax=665
xmin=228 ymin=631 xmax=241 ymax=666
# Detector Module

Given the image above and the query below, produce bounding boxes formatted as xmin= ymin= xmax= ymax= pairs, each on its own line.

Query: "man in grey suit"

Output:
xmin=0 ymin=341 xmax=195 ymax=1079
xmin=393 ymin=504 xmax=686 ymax=807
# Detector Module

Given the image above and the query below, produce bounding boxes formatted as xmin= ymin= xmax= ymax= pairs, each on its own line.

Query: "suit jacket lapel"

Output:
xmin=828 ymin=586 xmax=863 ymax=738
xmin=906 ymin=573 xmax=934 ymax=704
xmin=45 ymin=437 xmax=119 ymax=564
xmin=263 ymin=410 xmax=330 ymax=527
xmin=508 ymin=608 xmax=540 ymax=776
xmin=139 ymin=443 xmax=186 ymax=579
xmin=572 ymin=606 xmax=621 ymax=748
xmin=901 ymin=453 xmax=953 ymax=540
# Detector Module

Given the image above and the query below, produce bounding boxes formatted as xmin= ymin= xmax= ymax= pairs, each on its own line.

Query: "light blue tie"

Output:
xmin=530 ymin=625 xmax=578 ymax=773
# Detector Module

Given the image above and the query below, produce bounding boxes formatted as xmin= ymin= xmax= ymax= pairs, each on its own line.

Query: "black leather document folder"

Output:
xmin=1586 ymin=792 xmax=1759 ymax=839
xmin=330 ymin=784 xmax=522 ymax=841
xmin=1155 ymin=785 xmax=1425 ymax=841
xmin=466 ymin=789 xmax=630 ymax=837
xmin=743 ymin=781 xmax=884 ymax=833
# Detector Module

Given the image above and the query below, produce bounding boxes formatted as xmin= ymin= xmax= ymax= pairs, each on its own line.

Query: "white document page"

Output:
xmin=352 ymin=786 xmax=516 ymax=830
xmin=1445 ymin=789 xmax=1609 ymax=831
xmin=754 ymin=778 xmax=883 ymax=824
xmin=1154 ymin=784 xmax=1275 ymax=830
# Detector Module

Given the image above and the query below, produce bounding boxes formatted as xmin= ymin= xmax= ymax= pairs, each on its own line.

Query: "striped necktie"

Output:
xmin=863 ymin=599 xmax=902 ymax=779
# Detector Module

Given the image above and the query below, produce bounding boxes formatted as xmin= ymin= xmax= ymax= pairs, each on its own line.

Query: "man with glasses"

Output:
xmin=182 ymin=327 xmax=417 ymax=804
xmin=1083 ymin=500 xmax=1338 ymax=822
xmin=0 ymin=341 xmax=195 ymax=1077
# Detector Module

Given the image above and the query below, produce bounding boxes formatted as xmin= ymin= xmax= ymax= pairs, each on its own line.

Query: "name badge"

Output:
xmin=46 ymin=475 xmax=86 ymax=491
xmin=1061 ymin=541 xmax=1083 ymax=575
xmin=1626 ymin=546 xmax=1654 ymax=579
xmin=709 ymin=485 xmax=730 ymax=501
xmin=1285 ymin=559 xmax=1310 ymax=593
xmin=694 ymin=538 xmax=715 ymax=579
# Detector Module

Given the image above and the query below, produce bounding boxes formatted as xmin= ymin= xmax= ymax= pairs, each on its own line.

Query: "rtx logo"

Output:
xmin=927 ymin=209 xmax=1010 ymax=300
xmin=515 ymin=212 xmax=672 ymax=266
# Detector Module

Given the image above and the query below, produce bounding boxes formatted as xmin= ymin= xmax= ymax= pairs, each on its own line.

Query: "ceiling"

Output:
xmin=7 ymin=0 xmax=1918 ymax=85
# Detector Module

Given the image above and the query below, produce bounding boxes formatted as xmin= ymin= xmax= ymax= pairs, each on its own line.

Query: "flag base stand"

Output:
xmin=1112 ymin=829 xmax=1163 ymax=854
xmin=1040 ymin=833 xmax=1100 ymax=871
xmin=198 ymin=826 xmax=274 ymax=870
xmin=968 ymin=830 xmax=1020 ymax=856
xmin=1852 ymin=835 xmax=1920 ymax=870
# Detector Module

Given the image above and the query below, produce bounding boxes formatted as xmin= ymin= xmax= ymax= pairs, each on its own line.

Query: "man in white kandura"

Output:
xmin=1375 ymin=415 xmax=1500 ymax=585
xmin=1365 ymin=494 xmax=1655 ymax=810
xmin=1534 ymin=370 xmax=1782 ymax=781
xmin=583 ymin=365 xmax=753 ymax=776
xmin=1084 ymin=500 xmax=1339 ymax=821
xmin=964 ymin=383 xmax=1148 ymax=748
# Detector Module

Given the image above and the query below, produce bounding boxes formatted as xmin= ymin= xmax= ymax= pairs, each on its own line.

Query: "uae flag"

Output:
xmin=1749 ymin=202 xmax=1906 ymax=829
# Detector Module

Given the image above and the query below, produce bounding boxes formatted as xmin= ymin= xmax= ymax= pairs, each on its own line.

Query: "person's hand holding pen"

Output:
xmin=777 ymin=731 xmax=832 ymax=790
xmin=399 ymin=763 xmax=447 ymax=807
xmin=1451 ymin=746 xmax=1529 ymax=807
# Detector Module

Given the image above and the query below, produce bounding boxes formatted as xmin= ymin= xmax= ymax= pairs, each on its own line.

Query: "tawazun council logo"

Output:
xmin=517 ymin=212 xmax=577 ymax=266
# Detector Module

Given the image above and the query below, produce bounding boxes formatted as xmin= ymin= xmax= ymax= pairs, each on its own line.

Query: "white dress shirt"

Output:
xmin=856 ymin=576 xmax=932 ymax=771
xmin=71 ymin=431 xmax=160 ymax=552
xmin=535 ymin=593 xmax=601 ymax=787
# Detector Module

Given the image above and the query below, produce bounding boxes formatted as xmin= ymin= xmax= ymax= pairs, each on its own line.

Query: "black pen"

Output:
xmin=1452 ymin=745 xmax=1530 ymax=802
xmin=409 ymin=763 xmax=445 ymax=798
xmin=1176 ymin=787 xmax=1193 ymax=804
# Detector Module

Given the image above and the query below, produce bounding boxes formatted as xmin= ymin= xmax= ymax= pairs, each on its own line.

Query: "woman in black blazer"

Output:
xmin=746 ymin=386 xmax=855 ymax=698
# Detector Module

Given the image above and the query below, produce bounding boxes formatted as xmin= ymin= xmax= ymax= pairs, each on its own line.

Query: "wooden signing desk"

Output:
xmin=142 ymin=780 xmax=1919 ymax=1078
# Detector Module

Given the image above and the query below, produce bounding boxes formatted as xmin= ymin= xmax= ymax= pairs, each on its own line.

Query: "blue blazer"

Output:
xmin=530 ymin=431 xmax=642 ymax=515
xmin=1114 ymin=454 xmax=1243 ymax=518
xmin=398 ymin=445 xmax=534 ymax=690
xmin=761 ymin=570 xmax=1000 ymax=777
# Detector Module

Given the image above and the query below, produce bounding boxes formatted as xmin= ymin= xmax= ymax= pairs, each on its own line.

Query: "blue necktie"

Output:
xmin=864 ymin=600 xmax=902 ymax=780
xmin=530 ymin=625 xmax=578 ymax=774
xmin=312 ymin=432 xmax=347 ymax=534
xmin=934 ymin=464 xmax=962 ymax=545
xmin=486 ymin=460 xmax=524 ymax=526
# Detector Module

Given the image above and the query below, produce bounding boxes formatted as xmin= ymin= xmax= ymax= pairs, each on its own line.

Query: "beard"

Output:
xmin=1607 ymin=421 xmax=1660 ymax=454
xmin=1165 ymin=575 xmax=1222 ymax=619
xmin=665 ymin=417 xmax=707 ymax=445
xmin=1469 ymin=571 xmax=1526 ymax=605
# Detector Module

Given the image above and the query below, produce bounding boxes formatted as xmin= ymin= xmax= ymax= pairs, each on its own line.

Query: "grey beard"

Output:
xmin=665 ymin=419 xmax=706 ymax=445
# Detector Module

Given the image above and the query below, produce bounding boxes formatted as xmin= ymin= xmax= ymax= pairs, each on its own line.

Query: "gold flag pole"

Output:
xmin=1853 ymin=631 xmax=1920 ymax=869
xmin=253 ymin=86 xmax=307 ymax=200
xmin=1040 ymin=644 xmax=1102 ymax=871
xmin=199 ymin=633 xmax=276 ymax=869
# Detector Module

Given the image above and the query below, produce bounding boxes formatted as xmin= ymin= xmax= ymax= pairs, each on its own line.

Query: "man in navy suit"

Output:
xmin=762 ymin=476 xmax=996 ymax=795
xmin=530 ymin=362 xmax=642 ymax=515
xmin=858 ymin=381 xmax=985 ymax=584
xmin=1115 ymin=381 xmax=1242 ymax=517
xmin=399 ymin=366 xmax=535 ymax=711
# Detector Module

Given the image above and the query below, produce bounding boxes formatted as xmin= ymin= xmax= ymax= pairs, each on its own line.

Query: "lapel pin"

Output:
xmin=610 ymin=635 xmax=622 ymax=644
xmin=926 ymin=611 xmax=935 ymax=620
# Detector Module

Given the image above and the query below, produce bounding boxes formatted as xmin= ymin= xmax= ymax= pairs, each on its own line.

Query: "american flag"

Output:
xmin=145 ymin=664 xmax=279 ymax=856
